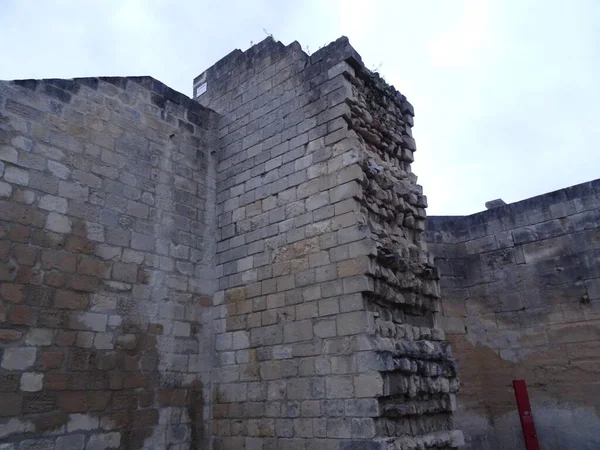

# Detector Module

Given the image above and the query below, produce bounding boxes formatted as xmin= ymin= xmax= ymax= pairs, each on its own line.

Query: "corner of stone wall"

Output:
xmin=334 ymin=56 xmax=463 ymax=449
xmin=192 ymin=36 xmax=462 ymax=449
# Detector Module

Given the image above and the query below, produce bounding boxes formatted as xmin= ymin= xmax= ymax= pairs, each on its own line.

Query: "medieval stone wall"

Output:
xmin=425 ymin=179 xmax=600 ymax=450
xmin=0 ymin=76 xmax=218 ymax=449
xmin=195 ymin=36 xmax=462 ymax=450
xmin=0 ymin=36 xmax=463 ymax=450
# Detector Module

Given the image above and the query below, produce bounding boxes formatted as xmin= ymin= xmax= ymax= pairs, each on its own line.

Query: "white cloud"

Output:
xmin=428 ymin=0 xmax=491 ymax=69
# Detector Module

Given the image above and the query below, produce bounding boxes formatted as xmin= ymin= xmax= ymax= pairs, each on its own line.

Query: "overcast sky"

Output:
xmin=1 ymin=0 xmax=599 ymax=215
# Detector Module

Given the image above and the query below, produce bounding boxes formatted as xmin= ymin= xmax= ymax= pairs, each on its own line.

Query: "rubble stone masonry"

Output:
xmin=0 ymin=37 xmax=464 ymax=449
xmin=425 ymin=179 xmax=600 ymax=450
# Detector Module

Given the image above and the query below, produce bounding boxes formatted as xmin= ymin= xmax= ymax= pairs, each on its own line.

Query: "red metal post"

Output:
xmin=513 ymin=380 xmax=540 ymax=450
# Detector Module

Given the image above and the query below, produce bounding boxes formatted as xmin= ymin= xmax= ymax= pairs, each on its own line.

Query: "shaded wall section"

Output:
xmin=0 ymin=76 xmax=218 ymax=449
xmin=424 ymin=179 xmax=600 ymax=450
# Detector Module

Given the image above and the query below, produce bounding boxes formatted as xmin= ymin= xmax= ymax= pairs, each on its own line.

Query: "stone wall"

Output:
xmin=424 ymin=179 xmax=600 ymax=449
xmin=0 ymin=76 xmax=218 ymax=449
xmin=195 ymin=36 xmax=462 ymax=449
xmin=0 ymin=36 xmax=463 ymax=450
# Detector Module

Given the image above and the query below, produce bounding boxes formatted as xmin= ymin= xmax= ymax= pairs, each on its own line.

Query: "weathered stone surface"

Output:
xmin=194 ymin=36 xmax=461 ymax=449
xmin=1 ymin=348 xmax=37 ymax=370
xmin=45 ymin=212 xmax=71 ymax=233
xmin=0 ymin=74 xmax=218 ymax=449
xmin=425 ymin=178 xmax=600 ymax=450
xmin=86 ymin=432 xmax=121 ymax=450
xmin=55 ymin=434 xmax=85 ymax=450
xmin=19 ymin=373 xmax=43 ymax=392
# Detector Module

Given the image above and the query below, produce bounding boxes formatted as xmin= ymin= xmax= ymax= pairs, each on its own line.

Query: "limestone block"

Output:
xmin=20 ymin=373 xmax=43 ymax=392
xmin=25 ymin=329 xmax=53 ymax=346
xmin=38 ymin=195 xmax=67 ymax=213
xmin=4 ymin=166 xmax=29 ymax=186
xmin=55 ymin=434 xmax=85 ymax=450
xmin=86 ymin=432 xmax=121 ymax=450
xmin=45 ymin=212 xmax=71 ymax=233
xmin=1 ymin=347 xmax=37 ymax=370
xmin=0 ymin=181 xmax=12 ymax=198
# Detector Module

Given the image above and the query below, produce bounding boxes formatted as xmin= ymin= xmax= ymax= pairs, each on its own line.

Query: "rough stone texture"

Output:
xmin=0 ymin=76 xmax=218 ymax=448
xmin=0 ymin=36 xmax=462 ymax=449
xmin=424 ymin=179 xmax=600 ymax=450
xmin=195 ymin=36 xmax=462 ymax=449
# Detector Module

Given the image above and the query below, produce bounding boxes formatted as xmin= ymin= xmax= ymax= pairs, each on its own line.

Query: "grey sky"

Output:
xmin=1 ymin=0 xmax=598 ymax=215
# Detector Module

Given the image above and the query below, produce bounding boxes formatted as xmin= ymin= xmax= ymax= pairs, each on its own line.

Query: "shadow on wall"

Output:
xmin=450 ymin=334 xmax=600 ymax=449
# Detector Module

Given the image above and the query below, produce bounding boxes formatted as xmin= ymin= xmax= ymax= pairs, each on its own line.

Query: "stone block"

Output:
xmin=283 ymin=320 xmax=313 ymax=343
xmin=20 ymin=373 xmax=43 ymax=392
xmin=293 ymin=418 xmax=313 ymax=438
xmin=586 ymin=278 xmax=600 ymax=300
xmin=48 ymin=161 xmax=71 ymax=180
xmin=38 ymin=195 xmax=67 ymax=213
xmin=15 ymin=440 xmax=54 ymax=450
xmin=330 ymin=181 xmax=360 ymax=204
xmin=131 ymin=232 xmax=155 ymax=251
xmin=86 ymin=432 xmax=121 ymax=450
xmin=54 ymin=290 xmax=89 ymax=310
xmin=232 ymin=331 xmax=250 ymax=349
xmin=0 ymin=283 xmax=25 ymax=303
xmin=0 ymin=146 xmax=18 ymax=164
xmin=441 ymin=316 xmax=466 ymax=335
xmin=351 ymin=418 xmax=376 ymax=439
xmin=55 ymin=434 xmax=85 ymax=450
xmin=547 ymin=321 xmax=600 ymax=344
xmin=295 ymin=302 xmax=318 ymax=320
xmin=16 ymin=151 xmax=45 ymax=171
xmin=30 ymin=172 xmax=59 ymax=194
xmin=95 ymin=245 xmax=121 ymax=261
xmin=111 ymin=262 xmax=137 ymax=283
xmin=126 ymin=200 xmax=149 ymax=219
xmin=251 ymin=325 xmax=283 ymax=347
xmin=45 ymin=212 xmax=71 ymax=233
xmin=0 ymin=181 xmax=12 ymax=198
xmin=86 ymin=222 xmax=105 ymax=242
xmin=4 ymin=166 xmax=29 ymax=186
xmin=326 ymin=417 xmax=351 ymax=438
xmin=314 ymin=319 xmax=337 ymax=338
xmin=275 ymin=418 xmax=293 ymax=438
xmin=326 ymin=376 xmax=354 ymax=399
xmin=339 ymin=294 xmax=364 ymax=313
xmin=93 ymin=333 xmax=113 ymax=350
xmin=68 ymin=312 xmax=107 ymax=332
xmin=1 ymin=348 xmax=37 ymax=370
xmin=354 ymin=373 xmax=384 ymax=398
xmin=12 ymin=189 xmax=35 ymax=205
xmin=286 ymin=378 xmax=312 ymax=401
xmin=305 ymin=192 xmax=329 ymax=211
xmin=106 ymin=228 xmax=130 ymax=246
xmin=336 ymin=311 xmax=369 ymax=336
xmin=25 ymin=329 xmax=53 ymax=346
xmin=59 ymin=181 xmax=89 ymax=201
xmin=68 ymin=413 xmax=100 ymax=432
xmin=75 ymin=332 xmax=94 ymax=348
xmin=337 ymin=226 xmax=366 ymax=246
xmin=345 ymin=398 xmax=379 ymax=417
